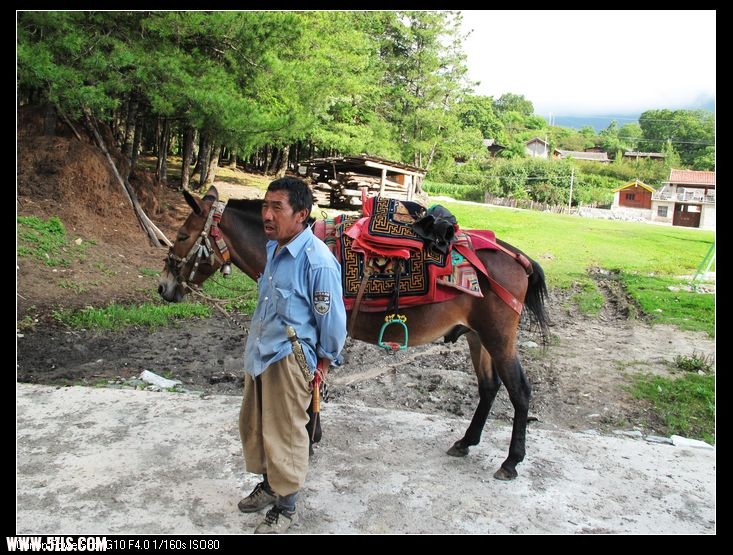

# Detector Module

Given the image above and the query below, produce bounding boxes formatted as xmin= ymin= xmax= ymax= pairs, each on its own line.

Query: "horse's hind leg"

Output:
xmin=447 ymin=332 xmax=502 ymax=457
xmin=492 ymin=354 xmax=531 ymax=481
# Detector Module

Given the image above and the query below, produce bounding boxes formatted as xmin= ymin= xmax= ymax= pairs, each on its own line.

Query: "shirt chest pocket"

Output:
xmin=274 ymin=287 xmax=292 ymax=316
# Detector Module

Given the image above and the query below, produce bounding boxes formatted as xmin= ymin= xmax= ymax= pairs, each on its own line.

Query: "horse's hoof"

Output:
xmin=447 ymin=442 xmax=469 ymax=457
xmin=493 ymin=466 xmax=517 ymax=481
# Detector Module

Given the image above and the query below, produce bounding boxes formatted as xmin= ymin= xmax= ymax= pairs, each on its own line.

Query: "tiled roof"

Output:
xmin=483 ymin=138 xmax=505 ymax=148
xmin=623 ymin=151 xmax=666 ymax=158
xmin=555 ymin=149 xmax=609 ymax=162
xmin=667 ymin=169 xmax=715 ymax=186
xmin=612 ymin=180 xmax=655 ymax=193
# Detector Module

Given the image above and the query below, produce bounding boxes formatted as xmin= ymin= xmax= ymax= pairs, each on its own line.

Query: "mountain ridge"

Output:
xmin=545 ymin=99 xmax=715 ymax=132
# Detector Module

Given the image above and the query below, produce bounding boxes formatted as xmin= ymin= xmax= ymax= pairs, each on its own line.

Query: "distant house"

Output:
xmin=483 ymin=138 xmax=506 ymax=157
xmin=553 ymin=149 xmax=610 ymax=163
xmin=524 ymin=137 xmax=550 ymax=158
xmin=612 ymin=180 xmax=655 ymax=210
xmin=651 ymin=169 xmax=715 ymax=229
xmin=623 ymin=151 xmax=666 ymax=162
xmin=607 ymin=169 xmax=715 ymax=230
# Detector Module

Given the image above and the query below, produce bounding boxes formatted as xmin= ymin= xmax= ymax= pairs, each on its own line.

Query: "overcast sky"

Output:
xmin=459 ymin=10 xmax=716 ymax=117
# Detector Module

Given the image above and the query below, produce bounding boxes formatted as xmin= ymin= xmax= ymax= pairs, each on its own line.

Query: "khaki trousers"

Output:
xmin=239 ymin=354 xmax=311 ymax=497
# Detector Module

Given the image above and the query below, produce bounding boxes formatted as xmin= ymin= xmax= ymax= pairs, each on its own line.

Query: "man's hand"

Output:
xmin=316 ymin=358 xmax=330 ymax=382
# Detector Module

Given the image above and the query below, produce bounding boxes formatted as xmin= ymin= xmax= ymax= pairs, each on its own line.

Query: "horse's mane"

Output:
xmin=226 ymin=198 xmax=263 ymax=212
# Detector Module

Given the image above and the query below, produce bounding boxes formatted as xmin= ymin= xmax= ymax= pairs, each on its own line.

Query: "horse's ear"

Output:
xmin=183 ymin=190 xmax=203 ymax=216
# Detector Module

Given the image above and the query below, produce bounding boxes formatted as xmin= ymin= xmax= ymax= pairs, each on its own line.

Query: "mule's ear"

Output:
xmin=183 ymin=190 xmax=203 ymax=216
xmin=204 ymin=186 xmax=219 ymax=201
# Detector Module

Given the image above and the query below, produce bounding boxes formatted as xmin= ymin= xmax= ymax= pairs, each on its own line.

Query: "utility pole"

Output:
xmin=568 ymin=168 xmax=574 ymax=210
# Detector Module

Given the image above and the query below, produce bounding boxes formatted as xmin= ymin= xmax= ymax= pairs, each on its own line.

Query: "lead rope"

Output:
xmin=181 ymin=282 xmax=250 ymax=333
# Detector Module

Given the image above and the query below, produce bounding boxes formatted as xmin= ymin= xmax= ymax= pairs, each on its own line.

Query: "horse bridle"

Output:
xmin=165 ymin=200 xmax=231 ymax=285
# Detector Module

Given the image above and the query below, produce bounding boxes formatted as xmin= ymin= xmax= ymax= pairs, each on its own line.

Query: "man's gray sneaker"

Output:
xmin=238 ymin=482 xmax=276 ymax=513
xmin=254 ymin=506 xmax=299 ymax=534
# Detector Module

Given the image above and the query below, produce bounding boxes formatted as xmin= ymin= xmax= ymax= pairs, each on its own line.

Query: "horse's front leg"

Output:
xmin=492 ymin=355 xmax=531 ymax=481
xmin=447 ymin=333 xmax=501 ymax=457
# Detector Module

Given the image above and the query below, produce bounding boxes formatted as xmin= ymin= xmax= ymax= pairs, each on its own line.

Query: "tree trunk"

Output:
xmin=130 ymin=117 xmax=142 ymax=174
xmin=228 ymin=148 xmax=238 ymax=168
xmin=275 ymin=145 xmax=290 ymax=178
xmin=152 ymin=118 xmax=160 ymax=157
xmin=269 ymin=146 xmax=284 ymax=175
xmin=197 ymin=134 xmax=211 ymax=188
xmin=43 ymin=102 xmax=57 ymax=136
xmin=155 ymin=117 xmax=170 ymax=183
xmin=267 ymin=147 xmax=278 ymax=175
xmin=205 ymin=144 xmax=221 ymax=185
xmin=180 ymin=127 xmax=196 ymax=191
xmin=263 ymin=145 xmax=273 ymax=175
xmin=122 ymin=95 xmax=138 ymax=178
xmin=424 ymin=142 xmax=438 ymax=173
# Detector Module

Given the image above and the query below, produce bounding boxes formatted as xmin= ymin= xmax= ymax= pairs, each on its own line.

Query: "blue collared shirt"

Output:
xmin=243 ymin=225 xmax=347 ymax=378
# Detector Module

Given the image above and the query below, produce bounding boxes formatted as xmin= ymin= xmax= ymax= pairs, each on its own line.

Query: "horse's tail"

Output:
xmin=524 ymin=257 xmax=551 ymax=344
xmin=496 ymin=238 xmax=551 ymax=344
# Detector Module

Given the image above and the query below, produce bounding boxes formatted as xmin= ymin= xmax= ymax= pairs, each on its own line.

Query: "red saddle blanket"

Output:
xmin=314 ymin=197 xmax=498 ymax=311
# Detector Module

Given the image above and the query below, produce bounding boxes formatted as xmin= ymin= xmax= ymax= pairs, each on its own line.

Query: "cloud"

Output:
xmin=460 ymin=10 xmax=716 ymax=115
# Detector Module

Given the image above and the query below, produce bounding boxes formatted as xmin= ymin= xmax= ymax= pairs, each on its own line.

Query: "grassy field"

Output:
xmin=436 ymin=200 xmax=715 ymax=336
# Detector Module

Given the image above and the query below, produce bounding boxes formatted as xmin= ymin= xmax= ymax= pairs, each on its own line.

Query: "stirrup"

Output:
xmin=378 ymin=314 xmax=408 ymax=352
xmin=221 ymin=263 xmax=231 ymax=277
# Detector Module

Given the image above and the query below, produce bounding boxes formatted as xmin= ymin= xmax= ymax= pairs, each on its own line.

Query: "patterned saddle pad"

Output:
xmin=315 ymin=197 xmax=489 ymax=311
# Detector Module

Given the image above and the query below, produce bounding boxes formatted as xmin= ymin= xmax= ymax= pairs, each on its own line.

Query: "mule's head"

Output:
xmin=158 ymin=186 xmax=225 ymax=302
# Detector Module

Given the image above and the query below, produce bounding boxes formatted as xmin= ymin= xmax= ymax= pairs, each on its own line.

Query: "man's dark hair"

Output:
xmin=267 ymin=176 xmax=313 ymax=215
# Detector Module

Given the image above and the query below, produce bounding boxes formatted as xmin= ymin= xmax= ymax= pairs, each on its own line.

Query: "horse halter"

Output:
xmin=166 ymin=200 xmax=231 ymax=285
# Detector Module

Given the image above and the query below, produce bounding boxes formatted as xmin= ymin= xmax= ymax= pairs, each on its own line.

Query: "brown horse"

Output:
xmin=158 ymin=186 xmax=550 ymax=480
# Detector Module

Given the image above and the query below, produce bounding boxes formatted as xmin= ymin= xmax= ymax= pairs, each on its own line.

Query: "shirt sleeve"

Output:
xmin=310 ymin=264 xmax=347 ymax=365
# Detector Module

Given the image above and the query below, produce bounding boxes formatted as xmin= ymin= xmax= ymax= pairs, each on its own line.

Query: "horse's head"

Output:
xmin=158 ymin=186 xmax=227 ymax=302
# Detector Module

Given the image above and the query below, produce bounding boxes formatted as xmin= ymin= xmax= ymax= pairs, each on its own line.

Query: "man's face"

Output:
xmin=261 ymin=189 xmax=308 ymax=245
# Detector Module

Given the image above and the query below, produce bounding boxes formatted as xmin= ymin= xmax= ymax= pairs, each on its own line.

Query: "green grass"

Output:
xmin=52 ymin=302 xmax=211 ymax=330
xmin=50 ymin=266 xmax=258 ymax=330
xmin=94 ymin=262 xmax=117 ymax=276
xmin=572 ymin=281 xmax=605 ymax=315
xmin=138 ymin=267 xmax=162 ymax=277
xmin=620 ymin=273 xmax=715 ymax=335
xmin=17 ymin=215 xmax=92 ymax=266
xmin=438 ymin=201 xmax=714 ymax=286
xmin=629 ymin=368 xmax=715 ymax=445
xmin=57 ymin=279 xmax=88 ymax=294
xmin=672 ymin=351 xmax=715 ymax=373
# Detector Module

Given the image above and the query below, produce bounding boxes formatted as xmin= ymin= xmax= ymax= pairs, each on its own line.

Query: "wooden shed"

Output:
xmin=297 ymin=155 xmax=428 ymax=209
xmin=612 ymin=179 xmax=655 ymax=210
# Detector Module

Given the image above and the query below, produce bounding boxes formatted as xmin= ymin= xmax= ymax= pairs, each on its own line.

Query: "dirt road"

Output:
xmin=16 ymin=383 xmax=715 ymax=535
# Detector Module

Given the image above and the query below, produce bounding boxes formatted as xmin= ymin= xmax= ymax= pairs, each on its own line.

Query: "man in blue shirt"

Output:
xmin=238 ymin=176 xmax=347 ymax=534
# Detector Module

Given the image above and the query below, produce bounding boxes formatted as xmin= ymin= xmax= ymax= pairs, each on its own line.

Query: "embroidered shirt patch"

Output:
xmin=314 ymin=291 xmax=332 ymax=315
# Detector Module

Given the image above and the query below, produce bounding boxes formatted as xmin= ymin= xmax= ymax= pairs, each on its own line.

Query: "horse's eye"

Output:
xmin=176 ymin=234 xmax=189 ymax=242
